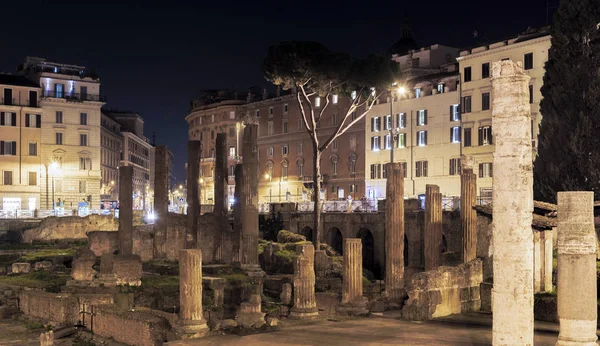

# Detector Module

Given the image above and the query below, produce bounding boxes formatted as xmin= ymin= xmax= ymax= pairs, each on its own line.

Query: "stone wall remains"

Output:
xmin=22 ymin=215 xmax=118 ymax=243
xmin=19 ymin=290 xmax=79 ymax=325
xmin=93 ymin=305 xmax=170 ymax=346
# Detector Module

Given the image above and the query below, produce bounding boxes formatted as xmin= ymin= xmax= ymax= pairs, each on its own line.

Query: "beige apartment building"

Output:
xmin=456 ymin=27 xmax=551 ymax=199
xmin=17 ymin=57 xmax=104 ymax=210
xmin=0 ymin=75 xmax=43 ymax=211
xmin=100 ymin=112 xmax=123 ymax=203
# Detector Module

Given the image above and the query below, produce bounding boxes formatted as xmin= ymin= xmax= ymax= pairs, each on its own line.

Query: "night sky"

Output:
xmin=1 ymin=0 xmax=557 ymax=182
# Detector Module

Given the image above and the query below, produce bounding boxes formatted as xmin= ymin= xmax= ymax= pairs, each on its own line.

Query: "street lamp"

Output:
xmin=389 ymin=85 xmax=407 ymax=163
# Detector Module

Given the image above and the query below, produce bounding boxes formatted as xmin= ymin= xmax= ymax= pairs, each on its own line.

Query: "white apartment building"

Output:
xmin=100 ymin=113 xmax=122 ymax=203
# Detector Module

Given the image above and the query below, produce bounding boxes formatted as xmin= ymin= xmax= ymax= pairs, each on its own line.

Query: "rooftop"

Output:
xmin=459 ymin=26 xmax=551 ymax=58
xmin=0 ymin=74 xmax=40 ymax=88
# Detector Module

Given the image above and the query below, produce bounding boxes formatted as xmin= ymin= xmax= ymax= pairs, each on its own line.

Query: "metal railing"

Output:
xmin=260 ymin=199 xmax=379 ymax=214
xmin=42 ymin=90 xmax=106 ymax=102
xmin=0 ymin=208 xmax=112 ymax=219
xmin=0 ymin=98 xmax=40 ymax=107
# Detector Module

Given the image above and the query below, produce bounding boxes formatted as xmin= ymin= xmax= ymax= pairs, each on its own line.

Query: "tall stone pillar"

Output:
xmin=176 ymin=249 xmax=208 ymax=338
xmin=461 ymin=164 xmax=477 ymax=263
xmin=424 ymin=184 xmax=442 ymax=271
xmin=241 ymin=124 xmax=259 ymax=270
xmin=542 ymin=230 xmax=553 ymax=293
xmin=232 ymin=163 xmax=243 ymax=264
xmin=384 ymin=162 xmax=405 ymax=302
xmin=338 ymin=238 xmax=368 ymax=315
xmin=118 ymin=165 xmax=134 ymax=256
xmin=214 ymin=133 xmax=228 ymax=219
xmin=290 ymin=244 xmax=319 ymax=319
xmin=556 ymin=192 xmax=597 ymax=346
xmin=491 ymin=60 xmax=534 ymax=345
xmin=186 ymin=141 xmax=201 ymax=249
xmin=153 ymin=146 xmax=169 ymax=258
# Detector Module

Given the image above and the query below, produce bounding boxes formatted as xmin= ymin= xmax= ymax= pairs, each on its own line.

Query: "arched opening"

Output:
xmin=327 ymin=227 xmax=343 ymax=255
xmin=404 ymin=234 xmax=409 ymax=267
xmin=357 ymin=228 xmax=379 ymax=279
xmin=441 ymin=234 xmax=448 ymax=253
xmin=300 ymin=226 xmax=313 ymax=242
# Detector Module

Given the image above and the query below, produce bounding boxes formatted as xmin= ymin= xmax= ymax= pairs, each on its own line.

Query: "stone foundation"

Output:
xmin=93 ymin=305 xmax=170 ymax=346
xmin=112 ymin=255 xmax=142 ymax=286
xmin=19 ymin=290 xmax=79 ymax=325
xmin=22 ymin=214 xmax=118 ymax=243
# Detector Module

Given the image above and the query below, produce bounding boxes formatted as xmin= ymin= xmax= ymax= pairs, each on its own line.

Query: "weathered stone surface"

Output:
xmin=40 ymin=331 xmax=54 ymax=346
xmin=232 ymin=163 xmax=243 ymax=264
xmin=384 ymin=162 xmax=404 ymax=302
xmin=214 ymin=133 xmax=228 ymax=220
xmin=221 ymin=319 xmax=238 ymax=329
xmin=176 ymin=249 xmax=208 ymax=338
xmin=556 ymin=192 xmax=597 ymax=346
xmin=290 ymin=244 xmax=318 ymax=319
xmin=19 ymin=290 xmax=79 ymax=325
xmin=280 ymin=283 xmax=292 ymax=305
xmin=314 ymin=250 xmax=329 ymax=277
xmin=11 ymin=262 xmax=31 ymax=274
xmin=71 ymin=248 xmax=97 ymax=281
xmin=22 ymin=214 xmax=118 ymax=243
xmin=241 ymin=124 xmax=259 ymax=269
xmin=203 ymin=277 xmax=226 ymax=309
xmin=34 ymin=261 xmax=53 ymax=271
xmin=266 ymin=316 xmax=279 ymax=327
xmin=424 ymin=185 xmax=442 ymax=271
xmin=461 ymin=166 xmax=477 ymax=263
xmin=491 ymin=60 xmax=534 ymax=345
xmin=112 ymin=255 xmax=142 ymax=286
xmin=186 ymin=141 xmax=200 ymax=249
xmin=154 ymin=145 xmax=169 ymax=257
xmin=338 ymin=238 xmax=368 ymax=316
xmin=94 ymin=305 xmax=170 ymax=346
xmin=277 ymin=230 xmax=306 ymax=243
xmin=236 ymin=294 xmax=266 ymax=328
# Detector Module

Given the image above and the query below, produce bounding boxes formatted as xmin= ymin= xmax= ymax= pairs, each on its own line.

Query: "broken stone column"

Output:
xmin=214 ymin=133 xmax=228 ymax=219
xmin=461 ymin=162 xmax=477 ymax=263
xmin=232 ymin=163 xmax=243 ymax=264
xmin=175 ymin=249 xmax=208 ymax=338
xmin=491 ymin=60 xmax=534 ymax=345
xmin=542 ymin=230 xmax=553 ymax=293
xmin=384 ymin=162 xmax=405 ymax=302
xmin=241 ymin=124 xmax=259 ymax=270
xmin=187 ymin=141 xmax=201 ymax=249
xmin=70 ymin=248 xmax=97 ymax=281
xmin=40 ymin=331 xmax=54 ymax=346
xmin=280 ymin=283 xmax=292 ymax=305
xmin=290 ymin=244 xmax=319 ymax=319
xmin=556 ymin=192 xmax=597 ymax=346
xmin=118 ymin=165 xmax=134 ymax=255
xmin=338 ymin=238 xmax=368 ymax=315
xmin=235 ymin=294 xmax=266 ymax=328
xmin=424 ymin=184 xmax=442 ymax=271
xmin=154 ymin=145 xmax=169 ymax=258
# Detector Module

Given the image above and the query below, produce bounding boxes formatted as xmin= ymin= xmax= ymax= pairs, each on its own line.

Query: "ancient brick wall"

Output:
xmin=22 ymin=214 xmax=118 ymax=243
xmin=19 ymin=290 xmax=79 ymax=325
xmin=93 ymin=305 xmax=169 ymax=346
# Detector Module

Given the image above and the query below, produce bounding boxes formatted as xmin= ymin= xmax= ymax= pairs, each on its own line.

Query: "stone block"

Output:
xmin=93 ymin=305 xmax=170 ymax=346
xmin=0 ymin=266 xmax=7 ymax=275
xmin=71 ymin=248 xmax=97 ymax=281
xmin=203 ymin=277 xmax=226 ymax=309
xmin=221 ymin=319 xmax=238 ymax=329
xmin=34 ymin=261 xmax=53 ymax=271
xmin=88 ymin=231 xmax=118 ymax=257
xmin=277 ymin=230 xmax=306 ymax=243
xmin=280 ymin=283 xmax=292 ymax=305
xmin=19 ymin=290 xmax=79 ymax=325
xmin=11 ymin=262 xmax=31 ymax=274
xmin=266 ymin=316 xmax=279 ymax=326
xmin=480 ymin=282 xmax=493 ymax=313
xmin=112 ymin=255 xmax=142 ymax=286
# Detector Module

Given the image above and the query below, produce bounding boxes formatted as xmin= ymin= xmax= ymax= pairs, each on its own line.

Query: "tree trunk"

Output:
xmin=312 ymin=148 xmax=322 ymax=250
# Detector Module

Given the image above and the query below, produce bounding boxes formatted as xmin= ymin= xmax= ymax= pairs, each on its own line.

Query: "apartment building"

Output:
xmin=100 ymin=113 xmax=122 ymax=203
xmin=17 ymin=57 xmax=104 ymax=210
xmin=456 ymin=27 xmax=551 ymax=198
xmin=0 ymin=75 xmax=43 ymax=211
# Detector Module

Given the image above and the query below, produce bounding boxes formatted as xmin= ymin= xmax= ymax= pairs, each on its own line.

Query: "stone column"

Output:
xmin=118 ymin=165 xmax=134 ymax=256
xmin=214 ymin=133 xmax=228 ymax=219
xmin=338 ymin=238 xmax=368 ymax=315
xmin=232 ymin=163 xmax=243 ymax=264
xmin=290 ymin=244 xmax=319 ymax=319
xmin=491 ymin=60 xmax=534 ymax=345
xmin=461 ymin=166 xmax=477 ymax=263
xmin=153 ymin=146 xmax=169 ymax=258
xmin=186 ymin=141 xmax=201 ymax=249
xmin=542 ymin=230 xmax=553 ymax=293
xmin=241 ymin=124 xmax=259 ymax=269
xmin=384 ymin=162 xmax=405 ymax=302
xmin=556 ymin=192 xmax=597 ymax=346
xmin=176 ymin=249 xmax=208 ymax=338
xmin=424 ymin=184 xmax=442 ymax=271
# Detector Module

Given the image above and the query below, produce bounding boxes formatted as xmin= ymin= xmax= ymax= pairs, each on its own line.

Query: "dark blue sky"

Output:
xmin=1 ymin=0 xmax=556 ymax=181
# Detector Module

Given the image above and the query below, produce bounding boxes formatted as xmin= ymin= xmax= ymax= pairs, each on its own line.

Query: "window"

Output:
xmin=3 ymin=171 xmax=12 ymax=185
xmin=437 ymin=83 xmax=444 ymax=93
xmin=385 ymin=134 xmax=392 ymax=149
xmin=451 ymin=126 xmax=461 ymax=143
xmin=282 ymin=145 xmax=288 ymax=156
xmin=417 ymin=130 xmax=427 ymax=146
xmin=464 ymin=67 xmax=472 ymax=82
xmin=297 ymin=159 xmax=304 ymax=177
xmin=382 ymin=164 xmax=387 ymax=179
xmin=229 ymin=147 xmax=236 ymax=157
xmin=25 ymin=114 xmax=41 ymax=128
xmin=482 ymin=92 xmax=490 ymax=111
xmin=28 ymin=172 xmax=37 ymax=186
xmin=80 ymin=113 xmax=87 ymax=125
xmin=332 ymin=94 xmax=338 ymax=104
xmin=331 ymin=161 xmax=337 ymax=176
xmin=416 ymin=160 xmax=428 ymax=177
xmin=332 ymin=139 xmax=338 ymax=150
xmin=482 ymin=63 xmax=490 ymax=79
xmin=462 ymin=96 xmax=472 ymax=113
xmin=315 ymin=97 xmax=321 ymax=107
xmin=229 ymin=127 xmax=235 ymax=137
xmin=478 ymin=126 xmax=493 ymax=146
xmin=464 ymin=128 xmax=472 ymax=147
xmin=282 ymin=164 xmax=288 ymax=180
xmin=297 ymin=142 xmax=303 ymax=154
xmin=284 ymin=104 xmax=288 ymax=113
xmin=397 ymin=133 xmax=406 ymax=148
xmin=268 ymin=147 xmax=274 ymax=157
xmin=349 ymin=184 xmax=356 ymax=193
xmin=331 ymin=185 xmax=337 ymax=193
xmin=417 ymin=109 xmax=427 ymax=126
xmin=28 ymin=142 xmax=37 ymax=156
xmin=349 ymin=135 xmax=356 ymax=150
xmin=397 ymin=113 xmax=406 ymax=128
xmin=79 ymin=157 xmax=91 ymax=170
xmin=229 ymin=111 xmax=235 ymax=119
xmin=449 ymin=158 xmax=461 ymax=175
xmin=29 ymin=91 xmax=37 ymax=107
xmin=371 ymin=136 xmax=381 ymax=151
xmin=524 ymin=53 xmax=533 ymax=70
xmin=0 ymin=141 xmax=16 ymax=155
xmin=370 ymin=164 xmax=381 ymax=179
xmin=80 ymin=134 xmax=87 ymax=146
xmin=479 ymin=163 xmax=493 ymax=177
xmin=79 ymin=180 xmax=87 ymax=193
xmin=267 ymin=121 xmax=274 ymax=135
xmin=332 ymin=113 xmax=337 ymax=126
xmin=450 ymin=104 xmax=460 ymax=122
xmin=529 ymin=84 xmax=534 ymax=104
xmin=283 ymin=120 xmax=288 ymax=133
xmin=211 ymin=130 xmax=214 ymax=139
xmin=56 ymin=132 xmax=63 ymax=145
xmin=384 ymin=115 xmax=392 ymax=130
xmin=371 ymin=117 xmax=380 ymax=132
xmin=269 ymin=107 xmax=274 ymax=116
xmin=55 ymin=83 xmax=64 ymax=98
xmin=415 ymin=88 xmax=421 ymax=98
xmin=1 ymin=112 xmax=15 ymax=126
xmin=229 ymin=165 xmax=235 ymax=177
xmin=56 ymin=111 xmax=63 ymax=123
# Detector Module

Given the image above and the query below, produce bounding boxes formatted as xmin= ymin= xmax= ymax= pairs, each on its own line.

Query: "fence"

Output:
xmin=0 ymin=209 xmax=112 ymax=219
xmin=260 ymin=199 xmax=379 ymax=214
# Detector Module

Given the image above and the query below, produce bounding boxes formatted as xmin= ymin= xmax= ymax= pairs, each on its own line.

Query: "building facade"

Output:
xmin=0 ymin=75 xmax=43 ymax=211
xmin=456 ymin=27 xmax=551 ymax=199
xmin=18 ymin=57 xmax=104 ymax=210
xmin=100 ymin=113 xmax=123 ymax=203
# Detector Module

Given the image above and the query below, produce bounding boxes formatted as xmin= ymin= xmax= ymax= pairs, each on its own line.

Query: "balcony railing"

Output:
xmin=42 ymin=90 xmax=106 ymax=102
xmin=0 ymin=98 xmax=40 ymax=107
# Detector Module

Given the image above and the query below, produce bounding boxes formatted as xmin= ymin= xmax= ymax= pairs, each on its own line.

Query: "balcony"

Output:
xmin=0 ymin=98 xmax=40 ymax=108
xmin=42 ymin=90 xmax=106 ymax=102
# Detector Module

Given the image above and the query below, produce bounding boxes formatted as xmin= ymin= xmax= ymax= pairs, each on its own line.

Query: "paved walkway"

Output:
xmin=166 ymin=316 xmax=559 ymax=346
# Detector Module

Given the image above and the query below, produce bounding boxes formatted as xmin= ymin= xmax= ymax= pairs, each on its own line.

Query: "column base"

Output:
xmin=382 ymin=288 xmax=407 ymax=306
xmin=557 ymin=318 xmax=598 ymax=346
xmin=173 ymin=319 xmax=209 ymax=339
xmin=235 ymin=311 xmax=266 ymax=328
xmin=337 ymin=296 xmax=369 ymax=316
xmin=289 ymin=308 xmax=319 ymax=320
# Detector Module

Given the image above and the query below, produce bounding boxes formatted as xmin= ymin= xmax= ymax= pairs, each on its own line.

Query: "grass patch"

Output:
xmin=141 ymin=275 xmax=179 ymax=289
xmin=271 ymin=249 xmax=295 ymax=274
xmin=0 ymin=270 xmax=69 ymax=291
xmin=17 ymin=247 xmax=81 ymax=263
xmin=24 ymin=320 xmax=45 ymax=330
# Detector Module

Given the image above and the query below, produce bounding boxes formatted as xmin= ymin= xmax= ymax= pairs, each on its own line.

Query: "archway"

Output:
xmin=327 ymin=227 xmax=343 ymax=255
xmin=357 ymin=228 xmax=378 ymax=279
xmin=300 ymin=226 xmax=313 ymax=242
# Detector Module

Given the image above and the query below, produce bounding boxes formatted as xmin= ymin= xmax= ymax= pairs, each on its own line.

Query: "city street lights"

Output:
xmin=389 ymin=85 xmax=407 ymax=163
